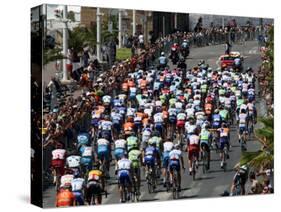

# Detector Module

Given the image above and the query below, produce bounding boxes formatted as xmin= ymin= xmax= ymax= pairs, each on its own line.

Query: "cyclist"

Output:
xmin=153 ymin=110 xmax=164 ymax=137
xmin=143 ymin=140 xmax=160 ymax=182
xmin=168 ymin=144 xmax=185 ymax=191
xmin=71 ymin=172 xmax=85 ymax=205
xmin=114 ymin=134 xmax=127 ymax=163
xmin=86 ymin=164 xmax=104 ymax=205
xmin=186 ymin=131 xmax=200 ymax=175
xmin=238 ymin=109 xmax=248 ymax=145
xmin=96 ymin=138 xmax=110 ymax=177
xmin=128 ymin=146 xmax=142 ymax=195
xmin=51 ymin=144 xmax=66 ymax=185
xmin=230 ymin=165 xmax=249 ymax=195
xmin=116 ymin=154 xmax=133 ymax=202
xmin=56 ymin=185 xmax=75 ymax=207
xmin=66 ymin=154 xmax=81 ymax=178
xmin=199 ymin=125 xmax=211 ymax=170
xmin=217 ymin=123 xmax=230 ymax=168
xmin=162 ymin=139 xmax=174 ymax=186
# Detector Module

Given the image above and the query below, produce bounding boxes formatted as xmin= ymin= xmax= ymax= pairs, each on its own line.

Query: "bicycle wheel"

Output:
xmin=223 ymin=147 xmax=227 ymax=172
xmin=172 ymin=170 xmax=178 ymax=199
xmin=202 ymin=151 xmax=207 ymax=174
xmin=192 ymin=159 xmax=196 ymax=181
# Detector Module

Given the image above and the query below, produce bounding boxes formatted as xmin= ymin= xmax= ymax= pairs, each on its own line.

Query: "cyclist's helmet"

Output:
xmin=161 ymin=52 xmax=165 ymax=56
xmin=214 ymin=109 xmax=219 ymax=114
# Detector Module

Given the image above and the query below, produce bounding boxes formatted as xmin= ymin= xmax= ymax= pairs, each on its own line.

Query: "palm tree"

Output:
xmin=43 ymin=47 xmax=66 ymax=66
xmin=239 ymin=117 xmax=274 ymax=170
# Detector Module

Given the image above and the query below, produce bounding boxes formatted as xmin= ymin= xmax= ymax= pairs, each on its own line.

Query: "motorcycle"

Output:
xmin=170 ymin=48 xmax=179 ymax=65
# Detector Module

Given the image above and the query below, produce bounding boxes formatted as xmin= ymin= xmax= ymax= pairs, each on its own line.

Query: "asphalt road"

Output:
xmin=43 ymin=40 xmax=263 ymax=207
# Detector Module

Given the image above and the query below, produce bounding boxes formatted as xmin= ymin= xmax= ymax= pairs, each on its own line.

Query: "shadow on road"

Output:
xmin=139 ymin=198 xmax=159 ymax=202
xmin=196 ymin=176 xmax=216 ymax=181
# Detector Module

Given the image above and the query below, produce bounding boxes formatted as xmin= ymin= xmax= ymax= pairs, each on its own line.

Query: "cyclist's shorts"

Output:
xmin=113 ymin=123 xmax=121 ymax=132
xmin=118 ymin=170 xmax=131 ymax=186
xmin=114 ymin=148 xmax=125 ymax=160
xmin=188 ymin=146 xmax=200 ymax=161
xmin=169 ymin=116 xmax=176 ymax=124
xmin=144 ymin=155 xmax=155 ymax=167
xmin=72 ymin=191 xmax=84 ymax=205
xmin=162 ymin=151 xmax=170 ymax=168
xmin=97 ymin=145 xmax=109 ymax=160
xmin=134 ymin=122 xmax=142 ymax=129
xmin=81 ymin=156 xmax=92 ymax=166
xmin=176 ymin=120 xmax=185 ymax=128
xmin=101 ymin=130 xmax=111 ymax=139
xmin=87 ymin=181 xmax=102 ymax=196
xmin=200 ymin=141 xmax=210 ymax=153
xmin=155 ymin=124 xmax=163 ymax=132
xmin=169 ymin=159 xmax=180 ymax=172
xmin=239 ymin=126 xmax=247 ymax=135
xmin=91 ymin=118 xmax=100 ymax=127
xmin=219 ymin=137 xmax=229 ymax=150
xmin=248 ymin=95 xmax=255 ymax=102
xmin=129 ymin=95 xmax=136 ymax=100
xmin=51 ymin=159 xmax=64 ymax=169
xmin=212 ymin=122 xmax=220 ymax=129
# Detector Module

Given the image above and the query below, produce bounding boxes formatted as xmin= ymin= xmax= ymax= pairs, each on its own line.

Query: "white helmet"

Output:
xmin=161 ymin=52 xmax=165 ymax=56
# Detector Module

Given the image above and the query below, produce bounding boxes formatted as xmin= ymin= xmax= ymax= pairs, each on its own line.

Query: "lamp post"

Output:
xmin=96 ymin=8 xmax=101 ymax=61
xmin=62 ymin=5 xmax=68 ymax=81
xmin=118 ymin=9 xmax=122 ymax=48
xmin=133 ymin=10 xmax=136 ymax=36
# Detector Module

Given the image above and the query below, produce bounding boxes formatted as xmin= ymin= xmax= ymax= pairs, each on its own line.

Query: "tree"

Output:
xmin=67 ymin=11 xmax=76 ymax=22
xmin=239 ymin=117 xmax=274 ymax=170
xmin=43 ymin=47 xmax=65 ymax=66
xmin=68 ymin=26 xmax=97 ymax=53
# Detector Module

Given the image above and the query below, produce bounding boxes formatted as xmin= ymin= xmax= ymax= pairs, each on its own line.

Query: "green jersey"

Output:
xmin=201 ymin=84 xmax=208 ymax=93
xmin=169 ymin=98 xmax=176 ymax=106
xmin=200 ymin=129 xmax=210 ymax=140
xmin=219 ymin=109 xmax=229 ymax=120
xmin=127 ymin=136 xmax=138 ymax=151
xmin=237 ymin=99 xmax=244 ymax=108
xmin=128 ymin=149 xmax=141 ymax=168
xmin=219 ymin=89 xmax=225 ymax=95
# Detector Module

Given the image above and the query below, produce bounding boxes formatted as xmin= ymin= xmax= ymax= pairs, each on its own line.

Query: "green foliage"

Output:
xmin=116 ymin=48 xmax=131 ymax=61
xmin=68 ymin=26 xmax=96 ymax=52
xmin=43 ymin=47 xmax=66 ymax=66
xmin=239 ymin=117 xmax=274 ymax=170
xmin=67 ymin=11 xmax=76 ymax=22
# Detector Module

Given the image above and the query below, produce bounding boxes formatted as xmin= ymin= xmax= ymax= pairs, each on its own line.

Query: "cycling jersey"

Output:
xmin=88 ymin=169 xmax=102 ymax=182
xmin=60 ymin=174 xmax=74 ymax=187
xmin=99 ymin=120 xmax=112 ymax=131
xmin=163 ymin=142 xmax=174 ymax=152
xmin=127 ymin=136 xmax=138 ymax=151
xmin=80 ymin=146 xmax=92 ymax=157
xmin=218 ymin=128 xmax=229 ymax=138
xmin=97 ymin=138 xmax=109 ymax=146
xmin=115 ymin=139 xmax=127 ymax=149
xmin=177 ymin=113 xmax=186 ymax=120
xmin=128 ymin=149 xmax=141 ymax=168
xmin=239 ymin=113 xmax=247 ymax=127
xmin=52 ymin=149 xmax=66 ymax=160
xmin=56 ymin=189 xmax=75 ymax=207
xmin=71 ymin=178 xmax=84 ymax=191
xmin=169 ymin=148 xmax=181 ymax=158
xmin=154 ymin=113 xmax=164 ymax=123
xmin=67 ymin=156 xmax=81 ymax=168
